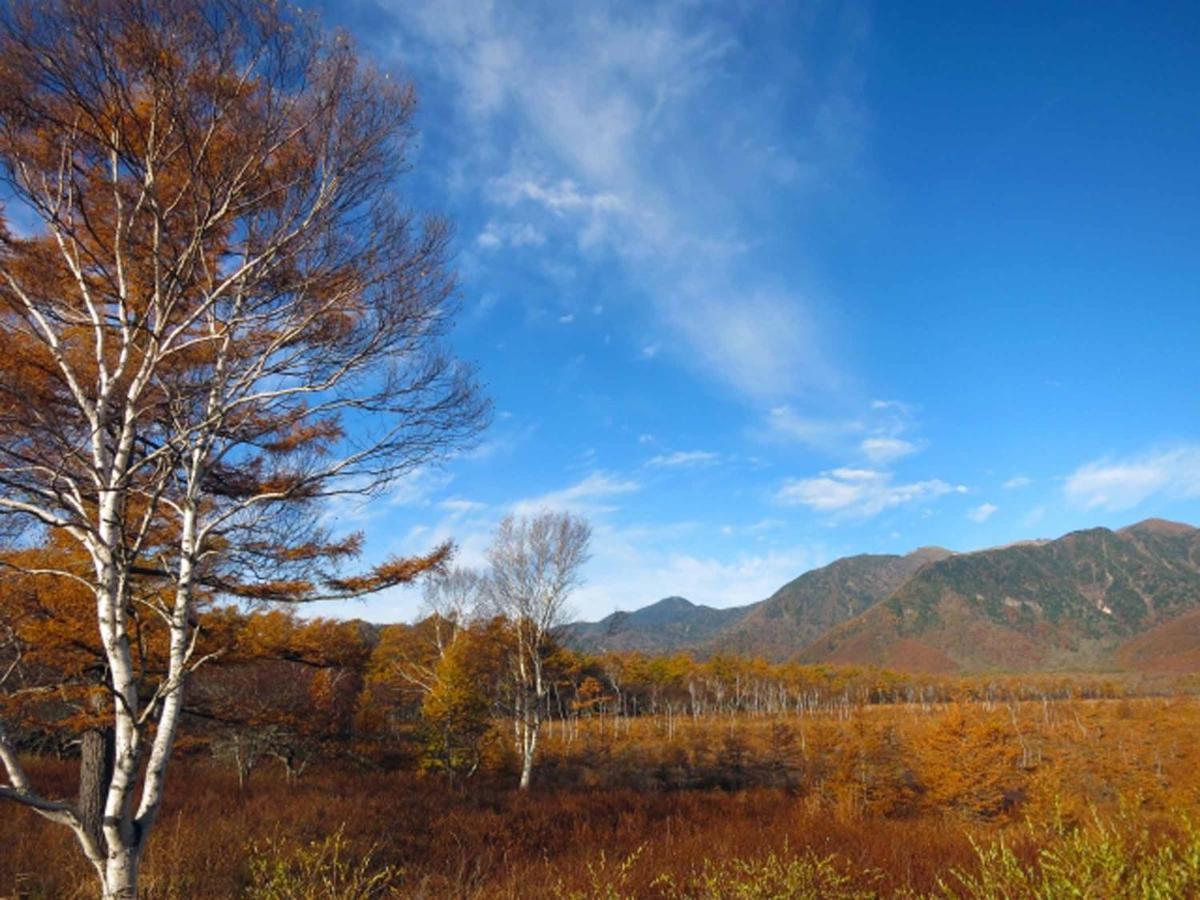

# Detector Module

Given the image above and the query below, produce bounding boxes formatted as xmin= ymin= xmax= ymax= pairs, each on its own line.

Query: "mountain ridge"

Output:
xmin=565 ymin=519 xmax=1200 ymax=672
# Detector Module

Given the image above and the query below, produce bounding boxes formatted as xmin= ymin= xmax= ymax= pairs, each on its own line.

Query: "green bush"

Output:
xmin=246 ymin=825 xmax=403 ymax=899
xmin=663 ymin=850 xmax=876 ymax=899
xmin=557 ymin=845 xmax=875 ymax=899
xmin=942 ymin=813 xmax=1200 ymax=899
xmin=554 ymin=845 xmax=645 ymax=900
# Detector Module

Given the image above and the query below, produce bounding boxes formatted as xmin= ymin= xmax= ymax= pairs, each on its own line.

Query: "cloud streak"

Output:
xmin=762 ymin=399 xmax=927 ymax=466
xmin=967 ymin=502 xmax=998 ymax=523
xmin=776 ymin=467 xmax=965 ymax=519
xmin=860 ymin=437 xmax=917 ymax=464
xmin=572 ymin=531 xmax=828 ymax=614
xmin=378 ymin=0 xmax=867 ymax=401
xmin=1064 ymin=446 xmax=1200 ymax=511
xmin=511 ymin=471 xmax=640 ymax=516
xmin=646 ymin=450 xmax=720 ymax=468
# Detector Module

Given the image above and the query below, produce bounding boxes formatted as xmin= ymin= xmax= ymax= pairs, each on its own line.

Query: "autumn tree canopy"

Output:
xmin=0 ymin=0 xmax=487 ymax=895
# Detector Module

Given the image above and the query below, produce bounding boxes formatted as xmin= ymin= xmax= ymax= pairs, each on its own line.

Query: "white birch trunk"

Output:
xmin=101 ymin=847 xmax=139 ymax=900
xmin=518 ymin=688 xmax=541 ymax=791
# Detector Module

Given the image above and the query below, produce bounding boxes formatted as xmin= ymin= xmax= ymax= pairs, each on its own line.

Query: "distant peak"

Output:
xmin=650 ymin=595 xmax=694 ymax=610
xmin=907 ymin=546 xmax=954 ymax=562
xmin=991 ymin=539 xmax=1052 ymax=551
xmin=1120 ymin=518 xmax=1196 ymax=536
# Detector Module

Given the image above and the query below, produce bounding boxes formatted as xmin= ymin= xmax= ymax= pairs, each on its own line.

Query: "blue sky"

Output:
xmin=315 ymin=0 xmax=1200 ymax=622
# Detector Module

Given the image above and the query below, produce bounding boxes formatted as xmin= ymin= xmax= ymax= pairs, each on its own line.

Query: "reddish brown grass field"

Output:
xmin=4 ymin=697 xmax=1200 ymax=898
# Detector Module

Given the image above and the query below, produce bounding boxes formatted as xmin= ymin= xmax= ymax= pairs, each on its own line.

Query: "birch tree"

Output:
xmin=486 ymin=511 xmax=590 ymax=789
xmin=0 ymin=1 xmax=487 ymax=896
xmin=422 ymin=565 xmax=487 ymax=659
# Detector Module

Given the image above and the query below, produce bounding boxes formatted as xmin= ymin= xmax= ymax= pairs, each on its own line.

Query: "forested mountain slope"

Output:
xmin=567 ymin=549 xmax=949 ymax=659
xmin=703 ymin=548 xmax=950 ymax=660
xmin=798 ymin=519 xmax=1200 ymax=672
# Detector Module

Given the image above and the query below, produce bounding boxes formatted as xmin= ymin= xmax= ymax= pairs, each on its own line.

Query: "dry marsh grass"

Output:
xmin=3 ymin=697 xmax=1200 ymax=898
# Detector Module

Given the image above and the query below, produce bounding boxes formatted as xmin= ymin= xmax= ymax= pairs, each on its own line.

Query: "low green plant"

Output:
xmin=246 ymin=824 xmax=403 ymax=899
xmin=942 ymin=812 xmax=1200 ymax=899
xmin=554 ymin=844 xmax=646 ymax=900
xmin=668 ymin=850 xmax=875 ymax=899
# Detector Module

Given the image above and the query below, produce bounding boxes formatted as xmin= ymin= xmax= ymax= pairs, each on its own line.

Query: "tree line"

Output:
xmin=2 ymin=526 xmax=1159 ymax=797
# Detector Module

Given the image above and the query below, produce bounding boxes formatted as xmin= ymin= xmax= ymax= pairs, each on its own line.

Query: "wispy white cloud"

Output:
xmin=491 ymin=174 xmax=625 ymax=216
xmin=646 ymin=450 xmax=720 ymax=468
xmin=860 ymin=437 xmax=917 ymax=464
xmin=967 ymin=502 xmax=998 ymax=523
xmin=439 ymin=497 xmax=488 ymax=515
xmin=764 ymin=400 xmax=922 ymax=460
xmin=776 ymin=467 xmax=965 ymax=518
xmin=453 ymin=419 xmax=539 ymax=462
xmin=748 ymin=517 xmax=787 ymax=533
xmin=1064 ymin=446 xmax=1200 ymax=511
xmin=763 ymin=405 xmax=864 ymax=450
xmin=511 ymin=471 xmax=640 ymax=516
xmin=387 ymin=466 xmax=455 ymax=508
xmin=476 ymin=219 xmax=547 ymax=249
xmin=662 ymin=286 xmax=839 ymax=399
xmin=316 ymin=467 xmax=456 ymax=538
xmin=721 ymin=517 xmax=787 ymax=537
xmin=382 ymin=0 xmax=867 ymax=402
xmin=1003 ymin=475 xmax=1032 ymax=490
xmin=572 ymin=533 xmax=827 ymax=616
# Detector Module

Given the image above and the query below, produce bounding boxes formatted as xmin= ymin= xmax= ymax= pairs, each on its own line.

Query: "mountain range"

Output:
xmin=564 ymin=519 xmax=1200 ymax=673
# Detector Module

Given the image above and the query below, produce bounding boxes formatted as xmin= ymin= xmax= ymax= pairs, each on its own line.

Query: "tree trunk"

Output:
xmin=518 ymin=703 xmax=540 ymax=790
xmin=78 ymin=727 xmax=114 ymax=853
xmin=102 ymin=846 xmax=139 ymax=900
xmin=519 ymin=742 xmax=535 ymax=790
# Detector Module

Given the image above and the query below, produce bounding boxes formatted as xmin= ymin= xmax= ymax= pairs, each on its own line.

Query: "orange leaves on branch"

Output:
xmin=223 ymin=579 xmax=317 ymax=603
xmin=216 ymin=542 xmax=453 ymax=602
xmin=323 ymin=542 xmax=453 ymax=596
xmin=260 ymin=416 xmax=346 ymax=457
xmin=272 ymin=534 xmax=364 ymax=565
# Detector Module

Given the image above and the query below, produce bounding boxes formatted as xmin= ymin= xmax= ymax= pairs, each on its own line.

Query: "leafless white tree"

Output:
xmin=422 ymin=566 xmax=487 ymax=656
xmin=485 ymin=511 xmax=590 ymax=789
xmin=389 ymin=567 xmax=489 ymax=700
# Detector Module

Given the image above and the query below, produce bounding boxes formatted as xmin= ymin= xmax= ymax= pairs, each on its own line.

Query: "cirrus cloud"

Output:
xmin=775 ymin=467 xmax=965 ymax=519
xmin=967 ymin=502 xmax=998 ymax=523
xmin=511 ymin=471 xmax=639 ymax=516
xmin=1064 ymin=446 xmax=1200 ymax=511
xmin=646 ymin=450 xmax=721 ymax=468
xmin=375 ymin=0 xmax=868 ymax=402
xmin=860 ymin=437 xmax=917 ymax=464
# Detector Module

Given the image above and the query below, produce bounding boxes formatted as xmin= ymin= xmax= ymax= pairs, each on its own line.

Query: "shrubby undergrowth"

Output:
xmin=6 ymin=698 xmax=1200 ymax=897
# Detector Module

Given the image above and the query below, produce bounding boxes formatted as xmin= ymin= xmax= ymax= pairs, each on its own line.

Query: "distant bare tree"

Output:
xmin=383 ymin=567 xmax=486 ymax=702
xmin=486 ymin=511 xmax=590 ymax=789
xmin=422 ymin=566 xmax=487 ymax=656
